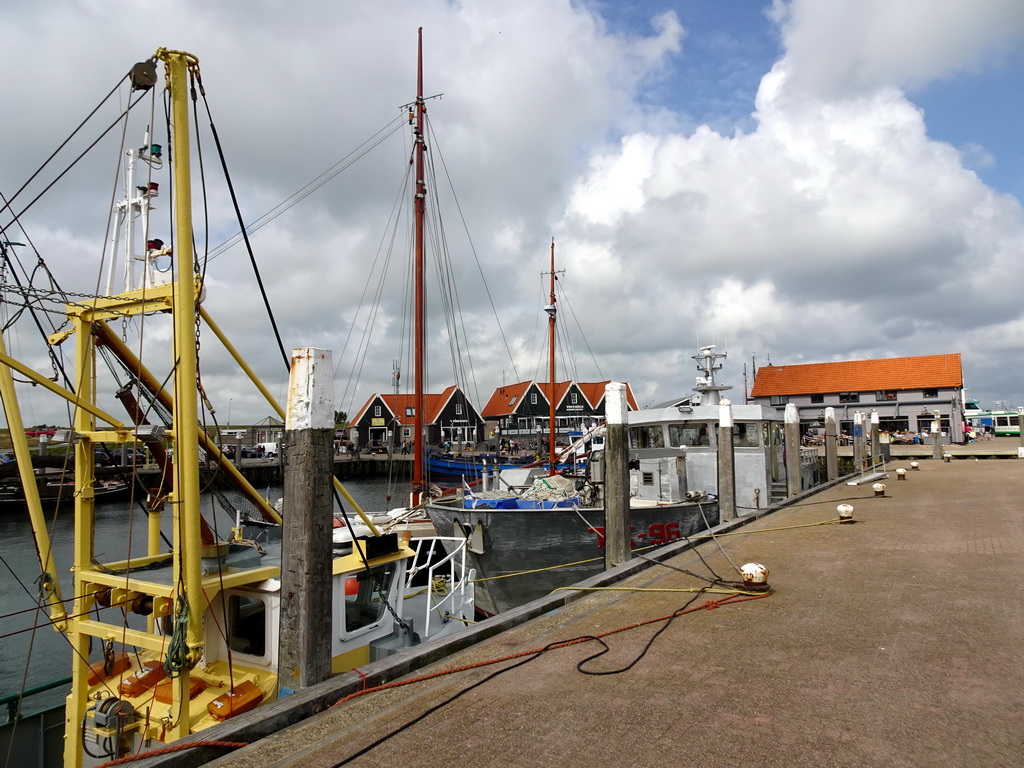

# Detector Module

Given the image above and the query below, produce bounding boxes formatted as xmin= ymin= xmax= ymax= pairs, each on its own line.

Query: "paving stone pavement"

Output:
xmin=201 ymin=459 xmax=1023 ymax=768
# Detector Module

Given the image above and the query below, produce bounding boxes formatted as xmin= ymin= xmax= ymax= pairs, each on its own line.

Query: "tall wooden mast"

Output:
xmin=546 ymin=239 xmax=557 ymax=474
xmin=412 ymin=28 xmax=427 ymax=504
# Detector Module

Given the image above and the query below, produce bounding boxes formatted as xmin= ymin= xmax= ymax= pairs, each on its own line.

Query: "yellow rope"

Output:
xmin=469 ymin=519 xmax=844 ymax=584
xmin=688 ymin=519 xmax=845 ymax=538
xmin=552 ymin=586 xmax=766 ymax=597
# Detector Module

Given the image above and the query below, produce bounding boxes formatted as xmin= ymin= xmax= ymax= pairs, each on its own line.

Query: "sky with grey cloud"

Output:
xmin=2 ymin=0 xmax=1023 ymax=430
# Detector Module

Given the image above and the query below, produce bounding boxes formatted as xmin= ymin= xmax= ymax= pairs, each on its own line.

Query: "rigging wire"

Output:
xmin=0 ymin=90 xmax=150 ymax=242
xmin=196 ymin=74 xmax=288 ymax=371
xmin=556 ymin=277 xmax=604 ymax=381
xmin=204 ymin=116 xmax=407 ymax=263
xmin=425 ymin=116 xmax=520 ymax=385
xmin=0 ymin=71 xmax=131 ymax=222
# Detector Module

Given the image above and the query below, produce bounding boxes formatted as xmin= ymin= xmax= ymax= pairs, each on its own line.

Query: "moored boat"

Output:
xmin=426 ymin=346 xmax=800 ymax=615
xmin=0 ymin=45 xmax=473 ymax=767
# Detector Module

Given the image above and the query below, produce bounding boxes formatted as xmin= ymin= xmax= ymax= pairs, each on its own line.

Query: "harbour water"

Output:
xmin=0 ymin=477 xmax=401 ymax=719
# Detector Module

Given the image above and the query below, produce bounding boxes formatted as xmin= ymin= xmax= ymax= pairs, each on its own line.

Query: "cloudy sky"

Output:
xmin=2 ymin=0 xmax=1023 ymax=430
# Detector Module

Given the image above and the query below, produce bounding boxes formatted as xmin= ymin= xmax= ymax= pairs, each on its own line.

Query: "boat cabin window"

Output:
xmin=227 ymin=594 xmax=267 ymax=657
xmin=668 ymin=424 xmax=711 ymax=447
xmin=342 ymin=564 xmax=398 ymax=636
xmin=733 ymin=423 xmax=760 ymax=447
xmin=629 ymin=425 xmax=665 ymax=449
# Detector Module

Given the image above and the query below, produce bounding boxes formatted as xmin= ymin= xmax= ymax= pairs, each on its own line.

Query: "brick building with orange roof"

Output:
xmin=749 ymin=353 xmax=967 ymax=443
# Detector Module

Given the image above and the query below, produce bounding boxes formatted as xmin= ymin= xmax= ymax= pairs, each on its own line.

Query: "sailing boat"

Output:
xmin=420 ymin=245 xmax=714 ymax=615
xmin=0 ymin=46 xmax=472 ymax=767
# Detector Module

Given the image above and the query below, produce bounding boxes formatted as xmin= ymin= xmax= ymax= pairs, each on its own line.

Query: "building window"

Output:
xmin=922 ymin=389 xmax=938 ymax=398
xmin=876 ymin=390 xmax=897 ymax=401
xmin=769 ymin=395 xmax=788 ymax=406
xmin=838 ymin=392 xmax=860 ymax=403
xmin=810 ymin=394 xmax=824 ymax=404
xmin=571 ymin=392 xmax=578 ymax=404
xmin=405 ymin=406 xmax=415 ymax=417
xmin=373 ymin=405 xmax=381 ymax=417
xmin=530 ymin=392 xmax=537 ymax=405
xmin=509 ymin=396 xmax=518 ymax=406
xmin=455 ymin=403 xmax=463 ymax=415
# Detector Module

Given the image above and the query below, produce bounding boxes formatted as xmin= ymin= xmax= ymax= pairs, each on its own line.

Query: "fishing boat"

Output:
xmin=0 ymin=46 xmax=473 ymax=767
xmin=0 ymin=457 xmax=130 ymax=509
xmin=426 ymin=346 xmax=799 ymax=616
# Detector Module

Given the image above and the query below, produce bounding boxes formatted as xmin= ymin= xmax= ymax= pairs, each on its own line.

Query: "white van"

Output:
xmin=257 ymin=442 xmax=280 ymax=458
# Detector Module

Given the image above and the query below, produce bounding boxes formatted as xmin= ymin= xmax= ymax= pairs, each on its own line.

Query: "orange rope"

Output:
xmin=94 ymin=740 xmax=248 ymax=767
xmin=330 ymin=591 xmax=769 ymax=709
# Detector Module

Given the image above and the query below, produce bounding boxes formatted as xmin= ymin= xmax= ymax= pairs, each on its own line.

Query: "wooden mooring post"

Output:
xmin=278 ymin=348 xmax=335 ymax=694
xmin=603 ymin=382 xmax=631 ymax=569
xmin=870 ymin=410 xmax=880 ymax=466
xmin=824 ymin=406 xmax=838 ymax=481
xmin=717 ymin=399 xmax=736 ymax=521
xmin=784 ymin=403 xmax=800 ymax=498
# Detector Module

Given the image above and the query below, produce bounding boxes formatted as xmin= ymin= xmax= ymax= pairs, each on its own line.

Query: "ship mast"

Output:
xmin=412 ymin=27 xmax=427 ymax=505
xmin=545 ymin=239 xmax=558 ymax=474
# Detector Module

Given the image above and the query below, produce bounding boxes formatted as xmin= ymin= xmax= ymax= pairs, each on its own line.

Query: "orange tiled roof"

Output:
xmin=576 ymin=381 xmax=639 ymax=410
xmin=750 ymin=354 xmax=963 ymax=397
xmin=481 ymin=380 xmax=639 ymax=417
xmin=481 ymin=382 xmax=533 ymax=418
xmin=353 ymin=385 xmax=465 ymax=425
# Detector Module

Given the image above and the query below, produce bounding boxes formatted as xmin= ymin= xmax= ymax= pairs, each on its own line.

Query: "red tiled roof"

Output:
xmin=750 ymin=354 xmax=963 ymax=397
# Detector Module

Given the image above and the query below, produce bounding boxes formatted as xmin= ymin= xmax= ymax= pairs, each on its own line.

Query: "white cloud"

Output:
xmin=3 ymin=0 xmax=1024 ymax=427
xmin=767 ymin=0 xmax=1024 ymax=101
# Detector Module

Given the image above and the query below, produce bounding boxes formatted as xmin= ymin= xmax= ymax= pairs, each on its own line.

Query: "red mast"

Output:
xmin=546 ymin=239 xmax=557 ymax=475
xmin=412 ymin=27 xmax=426 ymax=504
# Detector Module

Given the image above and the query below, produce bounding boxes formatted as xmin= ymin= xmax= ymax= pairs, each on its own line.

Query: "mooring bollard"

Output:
xmin=740 ymin=562 xmax=770 ymax=592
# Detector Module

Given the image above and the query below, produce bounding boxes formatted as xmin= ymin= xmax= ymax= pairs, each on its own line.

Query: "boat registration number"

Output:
xmin=589 ymin=522 xmax=683 ymax=549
